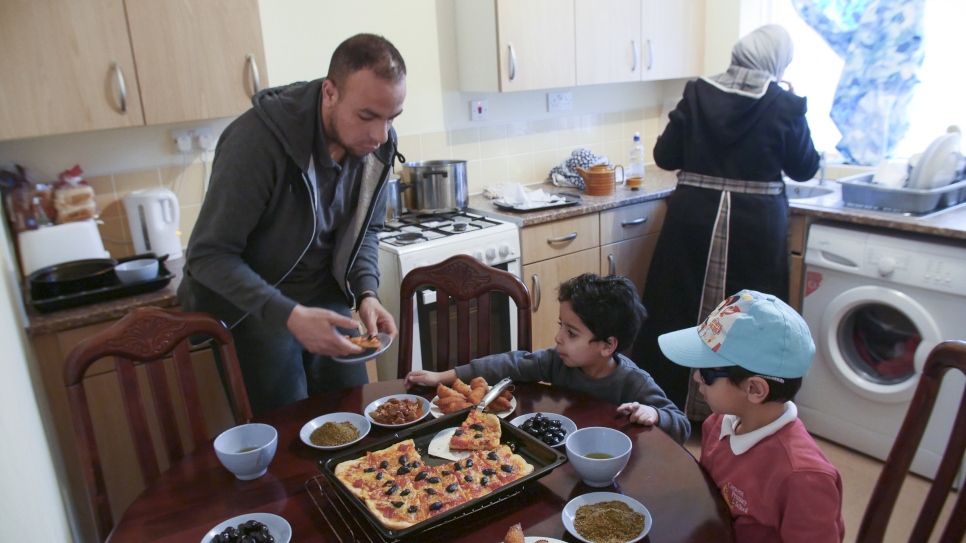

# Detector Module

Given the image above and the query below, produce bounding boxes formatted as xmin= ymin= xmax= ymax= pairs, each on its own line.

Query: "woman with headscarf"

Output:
xmin=630 ymin=24 xmax=821 ymax=419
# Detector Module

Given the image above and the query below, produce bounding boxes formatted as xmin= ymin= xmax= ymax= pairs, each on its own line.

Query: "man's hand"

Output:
xmin=286 ymin=305 xmax=363 ymax=357
xmin=358 ymin=296 xmax=398 ymax=338
xmin=616 ymin=402 xmax=660 ymax=426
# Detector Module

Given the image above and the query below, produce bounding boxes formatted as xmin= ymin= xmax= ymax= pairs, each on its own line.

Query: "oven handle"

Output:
xmin=546 ymin=232 xmax=578 ymax=244
xmin=531 ymin=274 xmax=541 ymax=311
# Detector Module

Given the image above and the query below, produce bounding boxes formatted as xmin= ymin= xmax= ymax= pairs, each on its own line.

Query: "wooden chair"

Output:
xmin=856 ymin=340 xmax=966 ymax=543
xmin=63 ymin=307 xmax=252 ymax=542
xmin=397 ymin=254 xmax=532 ymax=378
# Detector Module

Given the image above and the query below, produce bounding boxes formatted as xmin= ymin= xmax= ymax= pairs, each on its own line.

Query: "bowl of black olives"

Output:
xmin=202 ymin=512 xmax=291 ymax=543
xmin=511 ymin=412 xmax=577 ymax=448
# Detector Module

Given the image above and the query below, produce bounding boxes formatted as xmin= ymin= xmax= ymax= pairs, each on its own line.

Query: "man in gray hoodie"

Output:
xmin=179 ymin=34 xmax=405 ymax=415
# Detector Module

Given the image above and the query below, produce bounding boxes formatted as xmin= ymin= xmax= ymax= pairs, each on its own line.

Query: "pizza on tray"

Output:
xmin=449 ymin=409 xmax=501 ymax=450
xmin=333 ymin=414 xmax=534 ymax=530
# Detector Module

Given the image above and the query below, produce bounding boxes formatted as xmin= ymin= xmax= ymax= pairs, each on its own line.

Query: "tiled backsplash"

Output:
xmin=90 ymin=107 xmax=663 ymax=258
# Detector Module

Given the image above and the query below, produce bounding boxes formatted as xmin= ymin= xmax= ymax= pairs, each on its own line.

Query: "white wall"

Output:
xmin=0 ymin=231 xmax=74 ymax=541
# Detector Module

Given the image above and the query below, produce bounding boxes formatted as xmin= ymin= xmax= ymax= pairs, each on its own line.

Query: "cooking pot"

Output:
xmin=385 ymin=174 xmax=404 ymax=220
xmin=400 ymin=160 xmax=468 ymax=213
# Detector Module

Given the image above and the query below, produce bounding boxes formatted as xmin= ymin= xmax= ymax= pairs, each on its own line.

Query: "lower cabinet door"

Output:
xmin=600 ymin=232 xmax=660 ymax=297
xmin=523 ymin=248 xmax=600 ymax=350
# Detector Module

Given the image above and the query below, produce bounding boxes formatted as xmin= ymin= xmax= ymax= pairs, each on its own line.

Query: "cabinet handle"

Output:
xmin=646 ymin=39 xmax=653 ymax=71
xmin=531 ymin=274 xmax=541 ymax=311
xmin=608 ymin=254 xmax=615 ymax=276
xmin=631 ymin=40 xmax=638 ymax=72
xmin=621 ymin=216 xmax=648 ymax=227
xmin=507 ymin=43 xmax=517 ymax=82
xmin=111 ymin=62 xmax=127 ymax=114
xmin=247 ymin=54 xmax=262 ymax=95
xmin=546 ymin=232 xmax=578 ymax=244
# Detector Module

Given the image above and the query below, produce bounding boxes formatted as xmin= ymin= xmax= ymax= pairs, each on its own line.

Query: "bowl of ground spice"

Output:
xmin=561 ymin=492 xmax=651 ymax=543
xmin=299 ymin=412 xmax=370 ymax=450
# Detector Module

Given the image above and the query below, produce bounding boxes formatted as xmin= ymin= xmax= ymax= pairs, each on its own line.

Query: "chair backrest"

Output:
xmin=857 ymin=340 xmax=966 ymax=543
xmin=63 ymin=307 xmax=252 ymax=542
xmin=397 ymin=254 xmax=532 ymax=378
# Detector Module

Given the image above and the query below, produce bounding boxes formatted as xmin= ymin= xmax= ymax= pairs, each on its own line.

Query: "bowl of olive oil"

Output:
xmin=214 ymin=423 xmax=278 ymax=480
xmin=565 ymin=427 xmax=632 ymax=487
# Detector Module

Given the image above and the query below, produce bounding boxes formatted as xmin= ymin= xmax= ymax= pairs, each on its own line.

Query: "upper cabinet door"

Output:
xmin=0 ymin=0 xmax=145 ymax=141
xmin=495 ymin=0 xmax=576 ymax=92
xmin=641 ymin=0 xmax=706 ymax=81
xmin=124 ymin=0 xmax=268 ymax=125
xmin=575 ymin=0 xmax=642 ymax=86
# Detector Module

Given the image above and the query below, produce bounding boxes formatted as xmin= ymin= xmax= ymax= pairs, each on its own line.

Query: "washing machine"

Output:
xmin=797 ymin=223 xmax=966 ymax=481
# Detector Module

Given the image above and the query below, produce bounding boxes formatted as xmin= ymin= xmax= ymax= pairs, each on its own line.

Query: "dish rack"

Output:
xmin=305 ymin=473 xmax=524 ymax=543
xmin=838 ymin=172 xmax=966 ymax=214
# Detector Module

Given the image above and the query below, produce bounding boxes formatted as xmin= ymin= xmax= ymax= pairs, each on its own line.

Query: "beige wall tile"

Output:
xmin=179 ymin=204 xmax=202 ymax=248
xmin=623 ymin=109 xmax=646 ymax=142
xmin=420 ymin=131 xmax=451 ymax=161
xmin=599 ymin=112 xmax=624 ymax=143
xmin=505 ymin=122 xmax=532 ymax=156
xmin=87 ymin=174 xmax=121 ymax=219
xmin=506 ymin=154 xmax=535 ymax=185
xmin=579 ymin=114 xmax=600 ymax=147
xmin=449 ymin=127 xmax=480 ymax=161
xmin=465 ymin=160 xmax=484 ymax=194
xmin=557 ymin=116 xmax=582 ymax=149
xmin=643 ymin=107 xmax=663 ymax=140
xmin=396 ymin=134 xmax=422 ymax=163
xmin=160 ymin=162 xmax=206 ymax=207
xmin=533 ymin=150 xmax=563 ymax=182
xmin=479 ymin=157 xmax=508 ymax=186
xmin=601 ymin=142 xmax=625 ymax=168
xmin=98 ymin=217 xmax=133 ymax=259
xmin=531 ymin=119 xmax=558 ymax=151
xmin=643 ymin=136 xmax=658 ymax=164
xmin=479 ymin=124 xmax=508 ymax=159
xmin=114 ymin=169 xmax=162 ymax=200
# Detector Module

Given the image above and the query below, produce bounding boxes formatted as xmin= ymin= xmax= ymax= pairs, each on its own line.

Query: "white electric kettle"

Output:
xmin=123 ymin=188 xmax=182 ymax=259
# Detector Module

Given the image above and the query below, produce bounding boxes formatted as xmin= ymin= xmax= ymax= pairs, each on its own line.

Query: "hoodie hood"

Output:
xmin=250 ymin=78 xmax=395 ymax=174
xmin=690 ymin=78 xmax=787 ymax=144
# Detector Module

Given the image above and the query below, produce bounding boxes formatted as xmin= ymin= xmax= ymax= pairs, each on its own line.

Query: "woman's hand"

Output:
xmin=616 ymin=402 xmax=660 ymax=426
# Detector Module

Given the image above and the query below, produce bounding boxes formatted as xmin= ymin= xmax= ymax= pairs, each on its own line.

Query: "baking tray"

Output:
xmin=492 ymin=193 xmax=581 ymax=212
xmin=319 ymin=408 xmax=567 ymax=541
xmin=839 ymin=172 xmax=966 ymax=213
xmin=29 ymin=253 xmax=174 ymax=313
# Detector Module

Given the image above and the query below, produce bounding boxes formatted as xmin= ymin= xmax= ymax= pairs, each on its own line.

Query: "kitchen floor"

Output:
xmin=683 ymin=424 xmax=960 ymax=543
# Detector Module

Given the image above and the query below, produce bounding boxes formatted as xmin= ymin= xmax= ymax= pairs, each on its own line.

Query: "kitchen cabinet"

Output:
xmin=788 ymin=213 xmax=813 ymax=312
xmin=31 ymin=317 xmax=235 ymax=543
xmin=599 ymin=199 xmax=667 ymax=294
xmin=455 ymin=0 xmax=577 ymax=92
xmin=641 ymin=0 xmax=706 ymax=81
xmin=0 ymin=0 xmax=267 ymax=141
xmin=575 ymin=0 xmax=642 ymax=86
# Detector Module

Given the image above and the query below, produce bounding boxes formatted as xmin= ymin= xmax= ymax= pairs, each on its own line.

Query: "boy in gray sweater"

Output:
xmin=405 ymin=274 xmax=690 ymax=444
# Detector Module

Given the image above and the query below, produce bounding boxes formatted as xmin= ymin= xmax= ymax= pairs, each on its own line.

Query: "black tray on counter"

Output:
xmin=29 ymin=253 xmax=175 ymax=313
xmin=319 ymin=408 xmax=567 ymax=541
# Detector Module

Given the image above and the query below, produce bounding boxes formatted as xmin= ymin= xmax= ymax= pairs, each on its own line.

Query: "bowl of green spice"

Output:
xmin=299 ymin=412 xmax=370 ymax=450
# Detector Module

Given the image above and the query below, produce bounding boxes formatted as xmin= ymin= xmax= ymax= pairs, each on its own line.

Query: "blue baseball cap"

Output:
xmin=658 ymin=290 xmax=815 ymax=378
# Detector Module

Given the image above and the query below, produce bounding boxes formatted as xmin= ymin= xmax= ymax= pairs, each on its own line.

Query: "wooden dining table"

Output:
xmin=107 ymin=380 xmax=734 ymax=542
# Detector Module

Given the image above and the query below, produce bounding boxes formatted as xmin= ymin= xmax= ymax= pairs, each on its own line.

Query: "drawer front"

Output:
xmin=521 ymin=213 xmax=600 ymax=264
xmin=599 ymin=199 xmax=666 ymax=245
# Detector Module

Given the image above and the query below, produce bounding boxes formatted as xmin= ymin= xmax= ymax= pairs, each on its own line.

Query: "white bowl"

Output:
xmin=364 ymin=394 xmax=432 ymax=428
xmin=114 ymin=258 xmax=159 ymax=284
xmin=299 ymin=412 xmax=370 ymax=450
xmin=213 ymin=423 xmax=277 ymax=480
xmin=201 ymin=512 xmax=292 ymax=543
xmin=510 ymin=412 xmax=577 ymax=448
xmin=562 ymin=492 xmax=652 ymax=543
xmin=565 ymin=427 xmax=632 ymax=487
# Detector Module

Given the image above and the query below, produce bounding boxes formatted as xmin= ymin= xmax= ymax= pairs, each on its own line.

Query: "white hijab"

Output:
xmin=703 ymin=24 xmax=795 ymax=99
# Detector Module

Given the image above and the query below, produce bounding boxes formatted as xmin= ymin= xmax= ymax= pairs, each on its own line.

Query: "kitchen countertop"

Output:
xmin=25 ymin=257 xmax=184 ymax=336
xmin=25 ymin=169 xmax=966 ymax=337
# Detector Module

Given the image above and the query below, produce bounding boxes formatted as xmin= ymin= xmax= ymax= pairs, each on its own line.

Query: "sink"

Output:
xmin=785 ymin=181 xmax=835 ymax=200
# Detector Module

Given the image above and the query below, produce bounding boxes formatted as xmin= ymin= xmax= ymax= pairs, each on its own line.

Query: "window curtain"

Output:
xmin=790 ymin=0 xmax=926 ymax=165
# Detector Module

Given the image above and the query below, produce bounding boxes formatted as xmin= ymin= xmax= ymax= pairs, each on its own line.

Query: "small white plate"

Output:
xmin=363 ymin=394 xmax=432 ymax=428
xmin=299 ymin=412 xmax=370 ymax=450
xmin=502 ymin=538 xmax=567 ymax=543
xmin=562 ymin=492 xmax=652 ymax=543
xmin=201 ymin=512 xmax=292 ymax=543
xmin=510 ymin=412 xmax=577 ymax=448
xmin=332 ymin=332 xmax=392 ymax=363
xmin=429 ymin=395 xmax=516 ymax=418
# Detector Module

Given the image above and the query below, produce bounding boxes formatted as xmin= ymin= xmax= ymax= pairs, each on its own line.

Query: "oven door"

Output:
xmin=414 ymin=261 xmax=517 ymax=371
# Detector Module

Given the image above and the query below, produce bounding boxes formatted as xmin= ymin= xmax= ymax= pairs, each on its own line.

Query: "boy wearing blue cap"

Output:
xmin=659 ymin=290 xmax=844 ymax=543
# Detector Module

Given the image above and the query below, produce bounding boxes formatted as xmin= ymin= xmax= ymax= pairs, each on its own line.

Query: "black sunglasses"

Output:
xmin=698 ymin=367 xmax=786 ymax=386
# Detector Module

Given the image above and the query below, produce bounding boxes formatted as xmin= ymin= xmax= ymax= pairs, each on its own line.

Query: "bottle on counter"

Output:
xmin=627 ymin=132 xmax=645 ymax=190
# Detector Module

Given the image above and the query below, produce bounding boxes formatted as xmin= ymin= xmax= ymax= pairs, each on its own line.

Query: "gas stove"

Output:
xmin=378 ymin=211 xmax=509 ymax=248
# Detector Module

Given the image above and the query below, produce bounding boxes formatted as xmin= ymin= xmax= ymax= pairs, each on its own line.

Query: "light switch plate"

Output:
xmin=471 ymin=100 xmax=489 ymax=121
xmin=547 ymin=91 xmax=572 ymax=112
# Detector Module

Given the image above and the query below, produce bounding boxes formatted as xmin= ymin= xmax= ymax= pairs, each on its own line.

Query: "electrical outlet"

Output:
xmin=547 ymin=91 xmax=573 ymax=112
xmin=171 ymin=126 xmax=215 ymax=152
xmin=172 ymin=130 xmax=192 ymax=152
xmin=194 ymin=126 xmax=215 ymax=151
xmin=470 ymin=100 xmax=489 ymax=121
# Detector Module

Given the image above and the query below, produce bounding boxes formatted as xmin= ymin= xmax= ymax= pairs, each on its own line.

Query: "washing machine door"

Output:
xmin=820 ymin=285 xmax=942 ymax=403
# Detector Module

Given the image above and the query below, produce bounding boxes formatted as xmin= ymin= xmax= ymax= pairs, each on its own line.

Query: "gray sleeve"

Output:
xmin=453 ymin=349 xmax=557 ymax=384
xmin=622 ymin=370 xmax=691 ymax=444
xmin=185 ymin=114 xmax=298 ymax=325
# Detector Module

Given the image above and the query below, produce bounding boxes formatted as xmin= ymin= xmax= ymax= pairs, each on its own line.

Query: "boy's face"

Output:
xmin=555 ymin=301 xmax=613 ymax=368
xmin=693 ymin=368 xmax=746 ymax=414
